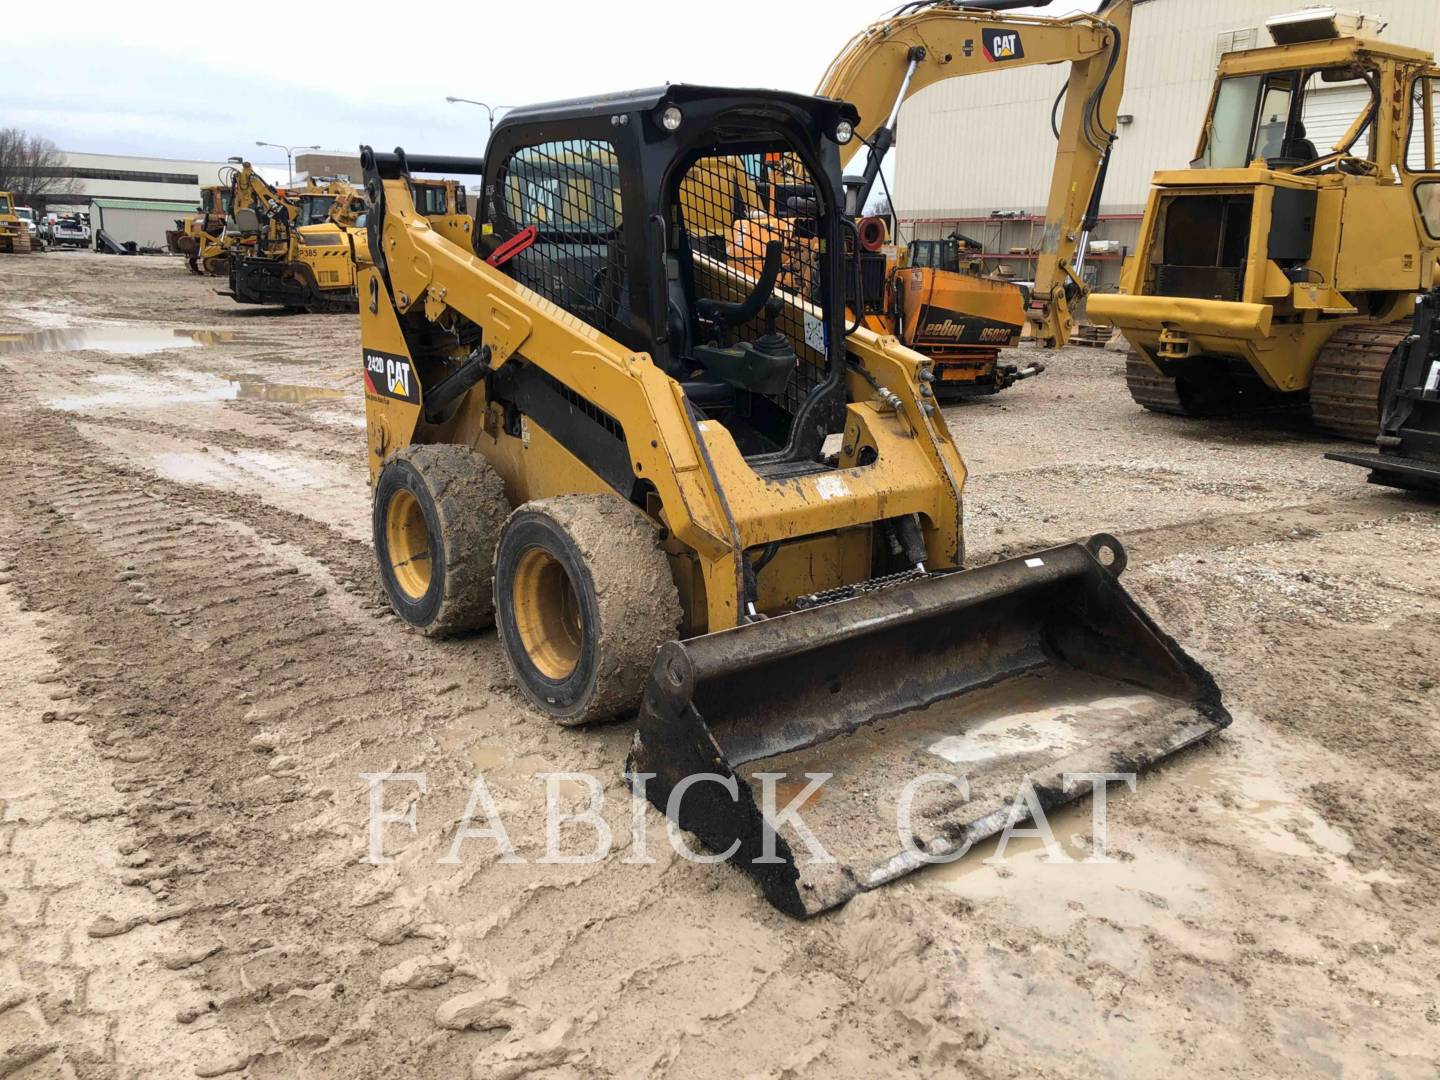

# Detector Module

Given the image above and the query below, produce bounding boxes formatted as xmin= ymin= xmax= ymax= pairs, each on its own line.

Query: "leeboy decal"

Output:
xmin=363 ymin=349 xmax=420 ymax=405
xmin=982 ymin=28 xmax=1024 ymax=62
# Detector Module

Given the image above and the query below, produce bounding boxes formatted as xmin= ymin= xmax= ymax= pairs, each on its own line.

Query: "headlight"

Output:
xmin=835 ymin=120 xmax=854 ymax=145
xmin=661 ymin=106 xmax=683 ymax=132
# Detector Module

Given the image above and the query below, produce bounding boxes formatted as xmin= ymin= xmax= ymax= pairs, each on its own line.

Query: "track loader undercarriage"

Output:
xmin=359 ymin=85 xmax=1229 ymax=914
xmin=1328 ymin=289 xmax=1440 ymax=492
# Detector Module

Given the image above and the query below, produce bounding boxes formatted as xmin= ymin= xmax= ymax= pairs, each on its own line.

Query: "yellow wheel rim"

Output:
xmin=512 ymin=546 xmax=583 ymax=681
xmin=385 ymin=489 xmax=433 ymax=600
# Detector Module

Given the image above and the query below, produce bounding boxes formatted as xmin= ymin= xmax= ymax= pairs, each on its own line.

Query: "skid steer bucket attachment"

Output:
xmin=628 ymin=535 xmax=1229 ymax=917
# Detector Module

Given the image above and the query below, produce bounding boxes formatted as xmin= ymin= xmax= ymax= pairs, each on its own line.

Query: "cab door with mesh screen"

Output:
xmin=671 ymin=148 xmax=837 ymax=455
xmin=488 ymin=139 xmax=633 ymax=344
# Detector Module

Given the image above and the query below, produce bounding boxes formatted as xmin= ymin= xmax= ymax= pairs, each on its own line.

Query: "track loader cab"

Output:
xmin=359 ymin=85 xmax=1229 ymax=917
xmin=1090 ymin=10 xmax=1440 ymax=438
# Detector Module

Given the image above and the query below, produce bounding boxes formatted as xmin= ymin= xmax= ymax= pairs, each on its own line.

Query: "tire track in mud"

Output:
xmin=0 ymin=404 xmax=905 ymax=1077
xmin=0 ymin=402 xmax=485 ymax=1073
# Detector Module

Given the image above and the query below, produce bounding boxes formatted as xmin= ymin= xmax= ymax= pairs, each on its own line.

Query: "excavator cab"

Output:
xmin=359 ymin=85 xmax=1230 ymax=917
xmin=297 ymin=193 xmax=337 ymax=227
xmin=1090 ymin=10 xmax=1440 ymax=438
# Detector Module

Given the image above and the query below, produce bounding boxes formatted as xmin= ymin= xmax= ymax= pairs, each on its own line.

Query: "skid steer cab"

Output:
xmin=358 ymin=84 xmax=1229 ymax=916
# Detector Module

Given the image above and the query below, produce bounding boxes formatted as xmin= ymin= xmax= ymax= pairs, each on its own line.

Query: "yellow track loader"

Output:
xmin=0 ymin=192 xmax=33 ymax=254
xmin=818 ymin=0 xmax=1133 ymax=397
xmin=1089 ymin=9 xmax=1440 ymax=440
xmin=226 ymin=168 xmax=372 ymax=312
xmin=359 ymin=87 xmax=1229 ymax=916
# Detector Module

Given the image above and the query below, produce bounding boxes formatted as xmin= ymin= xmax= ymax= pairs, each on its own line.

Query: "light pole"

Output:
xmin=254 ymin=141 xmax=322 ymax=186
xmin=445 ymin=97 xmax=509 ymax=135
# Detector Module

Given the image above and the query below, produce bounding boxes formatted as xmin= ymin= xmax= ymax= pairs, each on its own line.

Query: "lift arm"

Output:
xmin=816 ymin=0 xmax=1133 ymax=345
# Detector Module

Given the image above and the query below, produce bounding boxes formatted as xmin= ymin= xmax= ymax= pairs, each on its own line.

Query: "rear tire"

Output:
xmin=373 ymin=444 xmax=509 ymax=636
xmin=495 ymin=495 xmax=681 ymax=725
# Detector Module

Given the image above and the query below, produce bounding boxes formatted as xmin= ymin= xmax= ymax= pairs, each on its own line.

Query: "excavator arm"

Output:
xmin=817 ymin=0 xmax=1132 ymax=346
xmin=225 ymin=162 xmax=299 ymax=250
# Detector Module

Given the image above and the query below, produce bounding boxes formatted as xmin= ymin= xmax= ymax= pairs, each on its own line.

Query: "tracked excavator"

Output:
xmin=1089 ymin=9 xmax=1440 ymax=440
xmin=813 ymin=0 xmax=1132 ymax=398
xmin=357 ymin=85 xmax=1230 ymax=916
xmin=225 ymin=166 xmax=372 ymax=312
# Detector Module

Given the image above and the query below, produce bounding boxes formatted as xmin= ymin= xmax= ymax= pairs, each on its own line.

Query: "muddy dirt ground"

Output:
xmin=0 ymin=252 xmax=1437 ymax=1079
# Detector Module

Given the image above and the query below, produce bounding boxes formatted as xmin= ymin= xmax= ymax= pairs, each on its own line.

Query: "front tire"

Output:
xmin=372 ymin=444 xmax=508 ymax=636
xmin=495 ymin=495 xmax=681 ymax=725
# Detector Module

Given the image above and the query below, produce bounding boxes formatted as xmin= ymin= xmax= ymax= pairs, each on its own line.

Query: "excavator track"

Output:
xmin=1125 ymin=351 xmax=1187 ymax=415
xmin=1310 ymin=324 xmax=1407 ymax=442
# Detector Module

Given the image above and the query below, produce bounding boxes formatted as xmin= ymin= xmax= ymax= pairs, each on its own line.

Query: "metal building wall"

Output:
xmin=48 ymin=153 xmax=233 ymax=212
xmin=893 ymin=0 xmax=1440 ymax=221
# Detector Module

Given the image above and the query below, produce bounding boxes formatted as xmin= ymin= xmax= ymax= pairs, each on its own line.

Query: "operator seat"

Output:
xmin=1282 ymin=121 xmax=1319 ymax=164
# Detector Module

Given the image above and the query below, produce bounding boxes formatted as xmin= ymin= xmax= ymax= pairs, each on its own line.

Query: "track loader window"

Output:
xmin=299 ymin=195 xmax=335 ymax=226
xmin=1408 ymin=76 xmax=1439 ymax=172
xmin=1198 ymin=66 xmax=1377 ymax=170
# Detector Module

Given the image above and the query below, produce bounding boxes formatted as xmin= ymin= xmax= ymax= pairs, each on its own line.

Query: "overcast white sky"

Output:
xmin=4 ymin=0 xmax=1089 ymax=170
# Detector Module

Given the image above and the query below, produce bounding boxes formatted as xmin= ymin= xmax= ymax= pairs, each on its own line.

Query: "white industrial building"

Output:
xmin=893 ymin=0 xmax=1440 ymax=290
xmin=44 ymin=152 xmax=236 ymax=251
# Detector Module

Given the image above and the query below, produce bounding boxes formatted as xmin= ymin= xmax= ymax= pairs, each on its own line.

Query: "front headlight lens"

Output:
xmin=835 ymin=120 xmax=854 ymax=145
xmin=661 ymin=106 xmax=683 ymax=132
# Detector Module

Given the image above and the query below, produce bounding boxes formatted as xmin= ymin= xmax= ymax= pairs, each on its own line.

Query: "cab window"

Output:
xmin=1407 ymin=76 xmax=1439 ymax=171
xmin=0 ymin=195 xmax=10 ymax=214
xmin=1197 ymin=66 xmax=1376 ymax=169
xmin=1199 ymin=75 xmax=1264 ymax=167
xmin=1410 ymin=76 xmax=1440 ymax=238
xmin=1300 ymin=68 xmax=1373 ymax=160
xmin=414 ymin=184 xmax=448 ymax=216
xmin=299 ymin=195 xmax=335 ymax=226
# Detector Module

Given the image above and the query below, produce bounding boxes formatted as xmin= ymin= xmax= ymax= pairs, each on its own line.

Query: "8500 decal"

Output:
xmin=363 ymin=350 xmax=420 ymax=405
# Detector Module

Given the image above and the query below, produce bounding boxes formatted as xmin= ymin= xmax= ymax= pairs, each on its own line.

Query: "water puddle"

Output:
xmin=0 ymin=326 xmax=241 ymax=356
xmin=927 ymin=790 xmax=1218 ymax=943
xmin=231 ymin=379 xmax=345 ymax=404
xmin=926 ymin=693 xmax=1156 ymax=765
xmin=50 ymin=371 xmax=348 ymax=410
xmin=151 ymin=448 xmax=331 ymax=490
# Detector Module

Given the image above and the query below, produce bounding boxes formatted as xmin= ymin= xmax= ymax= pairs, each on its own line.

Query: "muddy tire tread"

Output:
xmin=497 ymin=495 xmax=681 ymax=724
xmin=382 ymin=443 xmax=509 ymax=637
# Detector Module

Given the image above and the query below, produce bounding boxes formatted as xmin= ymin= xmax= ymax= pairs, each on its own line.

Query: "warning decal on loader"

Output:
xmin=363 ymin=350 xmax=420 ymax=405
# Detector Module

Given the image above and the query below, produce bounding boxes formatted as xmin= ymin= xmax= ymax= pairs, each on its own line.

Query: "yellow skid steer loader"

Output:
xmin=359 ymin=86 xmax=1229 ymax=916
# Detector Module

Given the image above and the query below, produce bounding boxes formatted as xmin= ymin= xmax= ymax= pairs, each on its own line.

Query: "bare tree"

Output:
xmin=0 ymin=129 xmax=78 ymax=208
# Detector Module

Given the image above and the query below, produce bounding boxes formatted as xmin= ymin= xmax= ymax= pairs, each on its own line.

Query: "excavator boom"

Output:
xmin=818 ymin=0 xmax=1132 ymax=345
